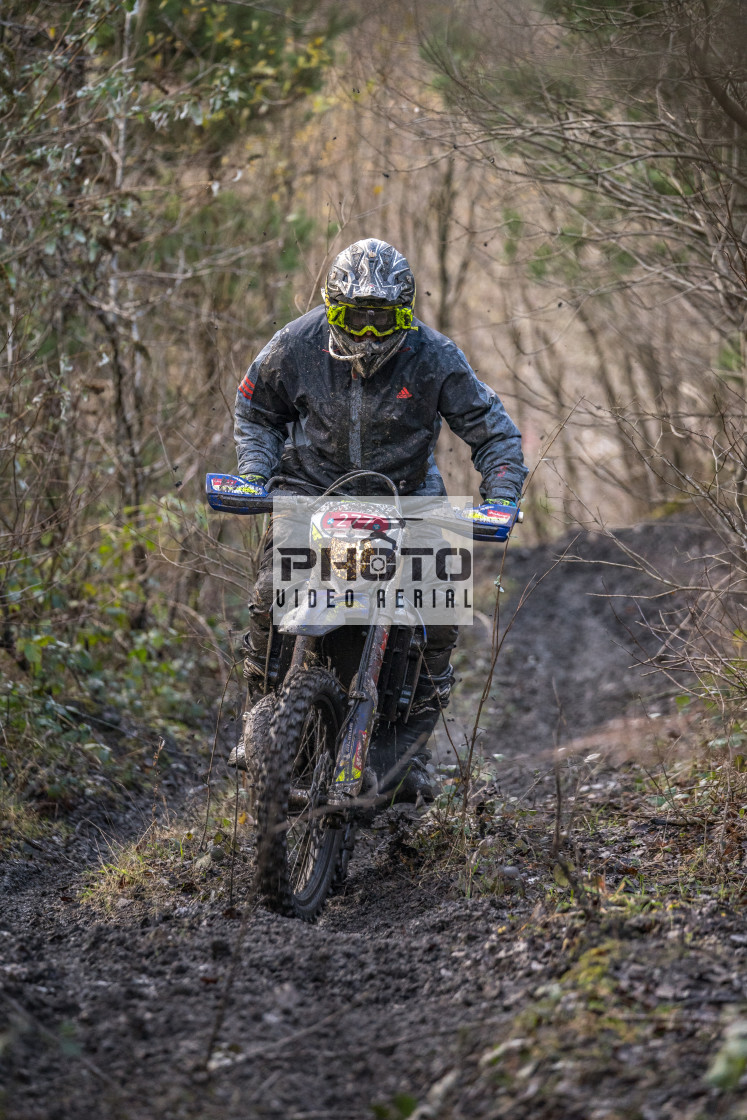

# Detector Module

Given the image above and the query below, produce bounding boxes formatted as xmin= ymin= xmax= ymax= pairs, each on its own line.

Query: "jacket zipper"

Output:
xmin=349 ymin=373 xmax=362 ymax=468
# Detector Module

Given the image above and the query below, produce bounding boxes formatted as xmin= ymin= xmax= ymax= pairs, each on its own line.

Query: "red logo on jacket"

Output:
xmin=238 ymin=374 xmax=255 ymax=401
xmin=397 ymin=387 xmax=412 ymax=400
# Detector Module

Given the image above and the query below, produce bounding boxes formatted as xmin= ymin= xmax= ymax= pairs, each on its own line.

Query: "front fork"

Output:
xmin=328 ymin=623 xmax=389 ymax=802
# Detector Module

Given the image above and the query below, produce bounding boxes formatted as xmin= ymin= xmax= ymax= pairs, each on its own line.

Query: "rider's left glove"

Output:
xmin=236 ymin=474 xmax=269 ymax=499
xmin=467 ymin=498 xmax=520 ymax=540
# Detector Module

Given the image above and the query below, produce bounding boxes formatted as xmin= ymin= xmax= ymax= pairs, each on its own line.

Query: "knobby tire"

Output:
xmin=256 ymin=667 xmax=349 ymax=920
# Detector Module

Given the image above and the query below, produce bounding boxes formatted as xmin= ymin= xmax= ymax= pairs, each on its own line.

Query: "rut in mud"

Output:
xmin=2 ymin=514 xmax=744 ymax=1120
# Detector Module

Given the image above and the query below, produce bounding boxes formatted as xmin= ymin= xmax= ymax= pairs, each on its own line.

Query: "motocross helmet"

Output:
xmin=323 ymin=238 xmax=416 ymax=378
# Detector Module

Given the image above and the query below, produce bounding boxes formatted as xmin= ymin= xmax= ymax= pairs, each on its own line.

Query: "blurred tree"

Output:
xmin=407 ymin=0 xmax=747 ymax=516
xmin=0 ymin=0 xmax=342 ymax=646
xmin=417 ymin=0 xmax=747 ymax=343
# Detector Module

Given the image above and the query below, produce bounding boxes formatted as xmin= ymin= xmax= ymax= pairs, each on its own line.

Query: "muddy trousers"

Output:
xmin=246 ymin=528 xmax=458 ymax=768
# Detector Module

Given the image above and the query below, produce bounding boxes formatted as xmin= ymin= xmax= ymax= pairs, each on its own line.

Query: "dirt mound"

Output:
xmin=438 ymin=511 xmax=720 ymax=779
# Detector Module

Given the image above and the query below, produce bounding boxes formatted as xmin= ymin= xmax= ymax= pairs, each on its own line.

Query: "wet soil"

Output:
xmin=2 ymin=513 xmax=744 ymax=1120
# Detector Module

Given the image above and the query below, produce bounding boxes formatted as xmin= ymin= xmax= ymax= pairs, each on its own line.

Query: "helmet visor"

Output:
xmin=326 ymin=303 xmax=414 ymax=337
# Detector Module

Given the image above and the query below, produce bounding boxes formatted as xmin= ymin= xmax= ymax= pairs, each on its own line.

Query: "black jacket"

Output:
xmin=234 ymin=306 xmax=527 ymax=500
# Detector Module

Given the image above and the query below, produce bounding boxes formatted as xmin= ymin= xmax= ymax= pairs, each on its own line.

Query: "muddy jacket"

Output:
xmin=234 ymin=306 xmax=528 ymax=500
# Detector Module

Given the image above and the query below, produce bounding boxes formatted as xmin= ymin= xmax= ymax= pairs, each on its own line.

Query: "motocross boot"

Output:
xmin=227 ymin=693 xmax=275 ymax=776
xmin=227 ymin=631 xmax=269 ymax=771
xmin=241 ymin=629 xmax=266 ymax=683
xmin=368 ymin=665 xmax=454 ymax=805
xmin=368 ymin=712 xmax=437 ymax=804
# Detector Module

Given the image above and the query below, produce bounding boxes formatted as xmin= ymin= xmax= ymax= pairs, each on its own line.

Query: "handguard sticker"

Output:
xmin=464 ymin=507 xmax=512 ymax=523
xmin=211 ymin=476 xmax=259 ymax=494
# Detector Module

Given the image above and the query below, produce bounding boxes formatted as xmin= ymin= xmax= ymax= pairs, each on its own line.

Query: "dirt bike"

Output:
xmin=206 ymin=470 xmax=517 ymax=920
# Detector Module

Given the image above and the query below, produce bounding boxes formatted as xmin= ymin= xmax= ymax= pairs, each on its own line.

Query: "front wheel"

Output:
xmin=256 ymin=667 xmax=348 ymax=920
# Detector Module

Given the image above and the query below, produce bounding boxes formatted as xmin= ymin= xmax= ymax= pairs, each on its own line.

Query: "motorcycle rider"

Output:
xmin=230 ymin=238 xmax=527 ymax=801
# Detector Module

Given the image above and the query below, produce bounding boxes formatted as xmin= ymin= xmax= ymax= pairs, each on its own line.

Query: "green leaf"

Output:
xmin=20 ymin=639 xmax=42 ymax=667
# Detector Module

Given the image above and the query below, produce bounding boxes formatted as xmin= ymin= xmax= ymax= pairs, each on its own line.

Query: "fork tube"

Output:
xmin=363 ymin=624 xmax=389 ymax=690
xmin=290 ymin=635 xmax=316 ymax=674
xmin=328 ymin=624 xmax=389 ymax=801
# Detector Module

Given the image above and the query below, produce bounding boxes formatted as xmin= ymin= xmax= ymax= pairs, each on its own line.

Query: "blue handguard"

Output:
xmin=205 ymin=473 xmax=270 ymax=513
xmin=459 ymin=498 xmax=520 ymax=541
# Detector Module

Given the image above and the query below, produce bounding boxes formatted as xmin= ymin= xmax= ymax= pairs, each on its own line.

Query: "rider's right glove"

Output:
xmin=235 ymin=474 xmax=269 ymax=499
xmin=461 ymin=498 xmax=520 ymax=541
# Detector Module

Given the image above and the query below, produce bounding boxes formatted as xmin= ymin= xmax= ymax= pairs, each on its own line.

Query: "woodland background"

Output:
xmin=1 ymin=0 xmax=745 ymax=826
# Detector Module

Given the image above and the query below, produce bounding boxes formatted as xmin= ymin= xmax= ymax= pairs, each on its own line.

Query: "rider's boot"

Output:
xmin=227 ymin=629 xmax=269 ymax=771
xmin=227 ymin=691 xmax=275 ymax=775
xmin=242 ymin=629 xmax=266 ymax=683
xmin=368 ymin=664 xmax=454 ymax=805
xmin=369 ymin=711 xmax=437 ymax=804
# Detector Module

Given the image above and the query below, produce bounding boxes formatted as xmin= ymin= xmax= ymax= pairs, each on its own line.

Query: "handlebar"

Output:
xmin=205 ymin=473 xmax=520 ymax=541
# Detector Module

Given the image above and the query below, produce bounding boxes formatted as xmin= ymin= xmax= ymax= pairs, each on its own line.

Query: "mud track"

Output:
xmin=2 ymin=514 xmax=742 ymax=1120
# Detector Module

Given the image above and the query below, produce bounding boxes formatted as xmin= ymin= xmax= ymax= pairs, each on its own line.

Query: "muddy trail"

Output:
xmin=2 ymin=513 xmax=745 ymax=1120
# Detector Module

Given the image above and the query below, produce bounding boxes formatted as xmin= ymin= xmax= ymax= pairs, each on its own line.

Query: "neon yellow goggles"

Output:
xmin=326 ymin=303 xmax=415 ymax=338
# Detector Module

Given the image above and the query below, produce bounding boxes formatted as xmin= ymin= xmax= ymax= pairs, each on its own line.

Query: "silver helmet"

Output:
xmin=323 ymin=238 xmax=416 ymax=378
